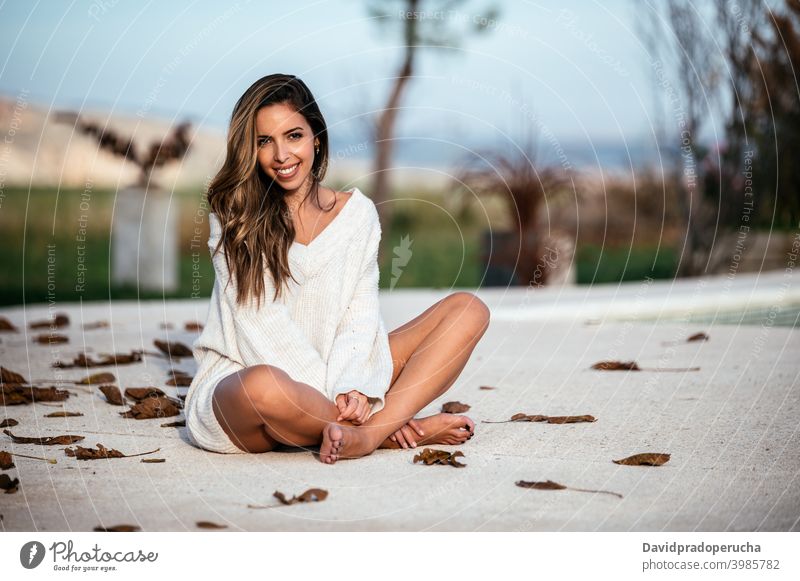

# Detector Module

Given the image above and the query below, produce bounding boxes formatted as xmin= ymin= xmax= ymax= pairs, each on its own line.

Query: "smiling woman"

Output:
xmin=185 ymin=73 xmax=488 ymax=465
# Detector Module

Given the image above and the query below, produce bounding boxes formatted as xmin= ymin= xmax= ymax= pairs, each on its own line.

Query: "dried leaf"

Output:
xmin=0 ymin=473 xmax=19 ymax=493
xmin=196 ymin=521 xmax=227 ymax=529
xmin=99 ymin=385 xmax=124 ymax=406
xmin=25 ymin=386 xmax=72 ymax=403
xmin=0 ymin=317 xmax=19 ymax=332
xmin=273 ymin=488 xmax=329 ymax=505
xmin=124 ymin=387 xmax=166 ymax=401
xmin=0 ymin=419 xmax=18 ymax=428
xmin=30 ymin=313 xmax=69 ymax=329
xmin=166 ymin=373 xmax=192 ymax=387
xmin=441 ymin=401 xmax=471 ymax=413
xmin=160 ymin=420 xmax=185 ymax=428
xmin=0 ymin=450 xmax=14 ymax=470
xmin=34 ymin=333 xmax=69 ymax=344
xmin=516 ymin=479 xmax=622 ymax=498
xmin=65 ymin=443 xmax=160 ymax=460
xmin=141 ymin=458 xmax=165 ymax=463
xmin=479 ymin=385 xmax=497 ymax=390
xmin=516 ymin=479 xmax=567 ymax=490
xmin=44 ymin=411 xmax=84 ymax=418
xmin=613 ymin=453 xmax=671 ymax=466
xmin=4 ymin=429 xmax=84 ymax=445
xmin=1 ymin=367 xmax=27 ymax=385
xmin=412 ymin=448 xmax=466 ymax=468
xmin=94 ymin=524 xmax=140 ymax=532
xmin=184 ymin=321 xmax=204 ymax=332
xmin=484 ymin=413 xmax=596 ymax=424
xmin=77 ymin=373 xmax=116 ymax=385
xmin=120 ymin=397 xmax=181 ymax=419
xmin=545 ymin=415 xmax=596 ymax=424
xmin=153 ymin=339 xmax=192 ymax=358
xmin=687 ymin=332 xmax=709 ymax=342
xmin=83 ymin=321 xmax=109 ymax=330
xmin=65 ymin=443 xmax=125 ymax=460
xmin=52 ymin=351 xmax=142 ymax=369
xmin=591 ymin=360 xmax=699 ymax=372
xmin=591 ymin=360 xmax=641 ymax=371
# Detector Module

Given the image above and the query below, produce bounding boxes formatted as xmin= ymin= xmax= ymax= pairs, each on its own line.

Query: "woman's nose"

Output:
xmin=273 ymin=140 xmax=288 ymax=162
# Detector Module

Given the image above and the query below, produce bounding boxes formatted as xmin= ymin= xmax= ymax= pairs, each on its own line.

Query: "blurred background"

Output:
xmin=0 ymin=0 xmax=797 ymax=307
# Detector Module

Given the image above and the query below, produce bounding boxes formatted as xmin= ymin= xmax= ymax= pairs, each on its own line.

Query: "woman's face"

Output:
xmin=255 ymin=102 xmax=317 ymax=193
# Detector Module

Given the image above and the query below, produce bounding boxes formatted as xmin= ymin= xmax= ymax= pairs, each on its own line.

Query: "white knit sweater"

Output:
xmin=187 ymin=186 xmax=394 ymax=426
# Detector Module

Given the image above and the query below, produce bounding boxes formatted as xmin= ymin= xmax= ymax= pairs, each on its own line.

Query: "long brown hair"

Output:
xmin=207 ymin=73 xmax=332 ymax=308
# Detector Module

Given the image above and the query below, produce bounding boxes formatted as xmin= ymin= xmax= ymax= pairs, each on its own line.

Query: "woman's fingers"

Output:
xmin=400 ymin=425 xmax=417 ymax=448
xmin=408 ymin=418 xmax=425 ymax=437
xmin=394 ymin=429 xmax=409 ymax=449
xmin=337 ymin=398 xmax=359 ymax=421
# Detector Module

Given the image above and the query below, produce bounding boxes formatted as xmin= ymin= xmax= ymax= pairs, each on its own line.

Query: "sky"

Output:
xmin=0 ymin=0 xmax=714 ymax=168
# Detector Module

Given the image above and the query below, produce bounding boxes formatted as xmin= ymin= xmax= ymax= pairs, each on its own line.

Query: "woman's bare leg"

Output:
xmin=319 ymin=292 xmax=490 ymax=463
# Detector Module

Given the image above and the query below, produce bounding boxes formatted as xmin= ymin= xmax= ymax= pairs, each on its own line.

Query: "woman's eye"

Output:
xmin=290 ymin=132 xmax=302 ymax=139
xmin=257 ymin=138 xmax=269 ymax=147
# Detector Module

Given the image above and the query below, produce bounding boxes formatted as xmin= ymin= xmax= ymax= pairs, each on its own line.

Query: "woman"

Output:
xmin=185 ymin=73 xmax=489 ymax=464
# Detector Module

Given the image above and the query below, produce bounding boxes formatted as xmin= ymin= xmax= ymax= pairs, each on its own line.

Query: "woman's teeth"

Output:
xmin=277 ymin=163 xmax=299 ymax=175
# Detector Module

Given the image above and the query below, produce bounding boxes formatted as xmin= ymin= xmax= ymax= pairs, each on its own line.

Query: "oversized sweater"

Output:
xmin=187 ymin=186 xmax=394 ymax=423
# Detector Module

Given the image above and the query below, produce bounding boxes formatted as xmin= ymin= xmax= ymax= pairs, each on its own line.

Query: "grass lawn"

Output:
xmin=0 ymin=186 xmax=677 ymax=307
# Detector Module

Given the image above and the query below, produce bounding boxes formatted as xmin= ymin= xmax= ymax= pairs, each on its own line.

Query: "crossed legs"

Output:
xmin=210 ymin=292 xmax=490 ymax=462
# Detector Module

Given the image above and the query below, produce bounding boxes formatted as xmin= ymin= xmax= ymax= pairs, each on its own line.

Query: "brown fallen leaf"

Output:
xmin=613 ymin=453 xmax=671 ymax=466
xmin=52 ymin=351 xmax=143 ymax=369
xmin=17 ymin=386 xmax=72 ymax=404
xmin=153 ymin=339 xmax=192 ymax=358
xmin=160 ymin=420 xmax=185 ymax=428
xmin=591 ymin=360 xmax=641 ymax=371
xmin=0 ymin=450 xmax=13 ymax=470
xmin=196 ymin=521 xmax=227 ymax=529
xmin=34 ymin=333 xmax=69 ymax=344
xmin=591 ymin=360 xmax=700 ymax=372
xmin=0 ymin=317 xmax=19 ymax=332
xmin=441 ymin=401 xmax=471 ymax=413
xmin=412 ymin=448 xmax=466 ymax=467
xmin=124 ymin=387 xmax=166 ymax=401
xmin=99 ymin=385 xmax=124 ymax=406
xmin=44 ymin=411 xmax=84 ymax=418
xmin=516 ymin=479 xmax=623 ymax=499
xmin=0 ymin=473 xmax=19 ymax=493
xmin=4 ymin=429 xmax=85 ymax=445
xmin=0 ymin=419 xmax=18 ymax=428
xmin=185 ymin=321 xmax=204 ymax=332
xmin=1 ymin=366 xmax=27 ymax=385
xmin=120 ymin=397 xmax=182 ymax=419
xmin=30 ymin=313 xmax=69 ymax=329
xmin=687 ymin=332 xmax=709 ymax=342
xmin=83 ymin=321 xmax=109 ymax=330
xmin=479 ymin=385 xmax=497 ymax=390
xmin=166 ymin=372 xmax=192 ymax=387
xmin=273 ymin=488 xmax=329 ymax=505
xmin=483 ymin=413 xmax=596 ymax=424
xmin=77 ymin=372 xmax=116 ymax=385
xmin=65 ymin=444 xmax=160 ymax=460
xmin=94 ymin=524 xmax=140 ymax=532
xmin=141 ymin=458 xmax=165 ymax=463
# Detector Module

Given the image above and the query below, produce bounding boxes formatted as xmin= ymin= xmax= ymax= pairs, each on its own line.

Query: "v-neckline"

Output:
xmin=291 ymin=187 xmax=359 ymax=252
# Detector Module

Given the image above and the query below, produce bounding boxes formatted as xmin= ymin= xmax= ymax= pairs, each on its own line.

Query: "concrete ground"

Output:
xmin=1 ymin=272 xmax=798 ymax=531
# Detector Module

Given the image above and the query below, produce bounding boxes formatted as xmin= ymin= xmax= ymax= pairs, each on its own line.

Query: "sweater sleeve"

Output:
xmin=324 ymin=215 xmax=393 ymax=412
xmin=208 ymin=216 xmax=328 ymax=390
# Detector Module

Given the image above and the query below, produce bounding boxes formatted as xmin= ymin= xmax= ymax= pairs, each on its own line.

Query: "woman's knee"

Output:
xmin=234 ymin=364 xmax=295 ymax=414
xmin=445 ymin=292 xmax=491 ymax=334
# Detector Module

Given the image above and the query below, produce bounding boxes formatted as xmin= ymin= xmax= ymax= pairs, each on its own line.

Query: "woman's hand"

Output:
xmin=389 ymin=418 xmax=425 ymax=449
xmin=335 ymin=390 xmax=371 ymax=425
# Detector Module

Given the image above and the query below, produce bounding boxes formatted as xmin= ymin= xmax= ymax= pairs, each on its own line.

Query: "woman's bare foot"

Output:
xmin=379 ymin=413 xmax=475 ymax=449
xmin=319 ymin=422 xmax=376 ymax=464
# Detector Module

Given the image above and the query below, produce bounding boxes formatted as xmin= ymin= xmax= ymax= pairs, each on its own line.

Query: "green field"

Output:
xmin=0 ymin=186 xmax=677 ymax=306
